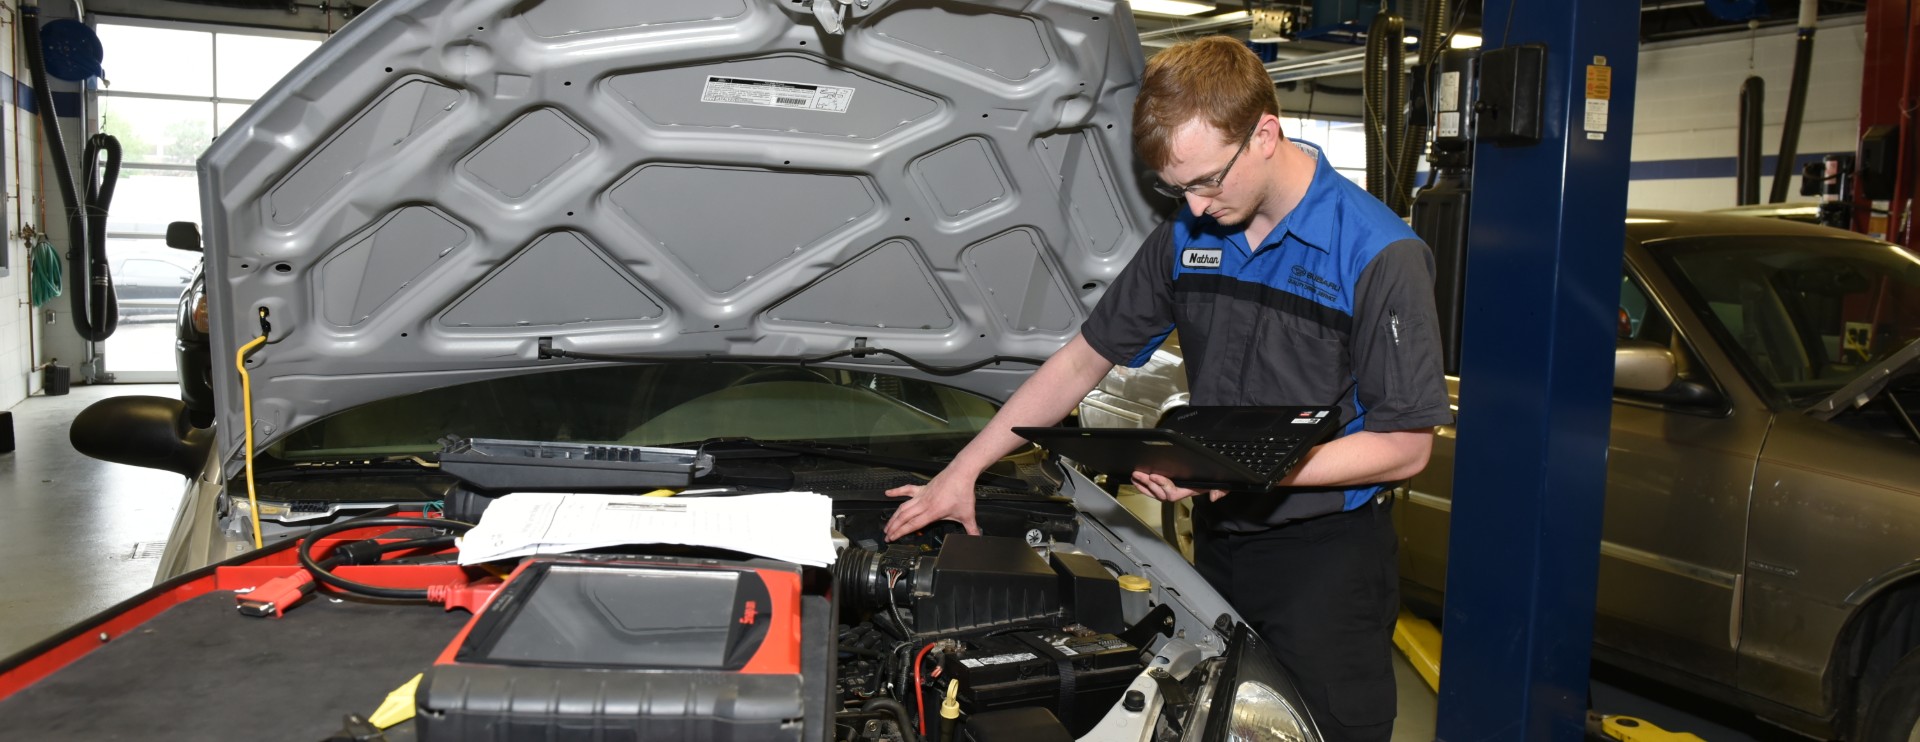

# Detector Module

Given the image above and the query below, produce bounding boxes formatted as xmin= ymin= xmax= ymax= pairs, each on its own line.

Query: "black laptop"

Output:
xmin=1014 ymin=406 xmax=1342 ymax=490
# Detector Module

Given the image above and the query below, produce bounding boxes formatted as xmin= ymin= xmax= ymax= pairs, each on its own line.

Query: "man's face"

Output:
xmin=1155 ymin=117 xmax=1264 ymax=226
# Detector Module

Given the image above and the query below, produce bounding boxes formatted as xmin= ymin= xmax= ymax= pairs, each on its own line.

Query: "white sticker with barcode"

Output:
xmin=701 ymin=75 xmax=854 ymax=113
xmin=1438 ymin=71 xmax=1461 ymax=112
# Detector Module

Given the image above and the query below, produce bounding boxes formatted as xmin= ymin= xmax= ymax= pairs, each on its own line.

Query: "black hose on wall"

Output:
xmin=22 ymin=7 xmax=117 ymax=341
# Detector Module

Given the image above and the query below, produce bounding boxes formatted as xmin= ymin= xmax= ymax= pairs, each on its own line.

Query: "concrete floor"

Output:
xmin=0 ymin=384 xmax=190 ymax=659
xmin=0 ymin=384 xmax=1441 ymax=737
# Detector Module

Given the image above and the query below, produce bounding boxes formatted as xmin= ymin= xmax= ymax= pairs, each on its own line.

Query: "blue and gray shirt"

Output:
xmin=1081 ymin=140 xmax=1452 ymax=531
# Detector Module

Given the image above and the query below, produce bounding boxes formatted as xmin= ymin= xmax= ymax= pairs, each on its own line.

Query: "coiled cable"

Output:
xmin=29 ymin=236 xmax=61 ymax=306
xmin=297 ymin=516 xmax=476 ymax=601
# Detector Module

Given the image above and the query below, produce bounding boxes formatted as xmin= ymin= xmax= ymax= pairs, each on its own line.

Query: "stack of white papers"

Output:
xmin=457 ymin=491 xmax=838 ymax=567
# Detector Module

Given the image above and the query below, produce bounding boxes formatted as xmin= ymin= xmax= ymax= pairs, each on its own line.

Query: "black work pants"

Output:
xmin=1193 ymin=496 xmax=1399 ymax=742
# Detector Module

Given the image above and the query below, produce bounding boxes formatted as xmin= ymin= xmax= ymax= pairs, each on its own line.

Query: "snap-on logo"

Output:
xmin=1181 ymin=249 xmax=1223 ymax=269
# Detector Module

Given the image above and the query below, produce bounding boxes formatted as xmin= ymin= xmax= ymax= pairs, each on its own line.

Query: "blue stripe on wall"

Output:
xmin=0 ymin=72 xmax=33 ymax=114
xmin=1629 ymin=151 xmax=1844 ymax=181
xmin=0 ymin=71 xmax=82 ymax=117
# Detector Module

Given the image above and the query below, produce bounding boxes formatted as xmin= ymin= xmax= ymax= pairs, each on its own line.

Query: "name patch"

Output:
xmin=1181 ymin=248 xmax=1223 ymax=269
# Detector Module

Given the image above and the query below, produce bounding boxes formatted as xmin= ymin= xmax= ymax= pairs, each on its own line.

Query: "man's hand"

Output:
xmin=1130 ymin=471 xmax=1227 ymax=502
xmin=884 ymin=470 xmax=981 ymax=540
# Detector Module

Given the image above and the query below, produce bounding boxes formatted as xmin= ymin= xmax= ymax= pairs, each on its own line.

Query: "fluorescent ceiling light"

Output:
xmin=1403 ymin=35 xmax=1419 ymax=44
xmin=1451 ymin=32 xmax=1482 ymax=48
xmin=1130 ymin=0 xmax=1215 ymax=17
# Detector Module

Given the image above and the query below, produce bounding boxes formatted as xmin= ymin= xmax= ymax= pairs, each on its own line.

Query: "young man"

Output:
xmin=882 ymin=36 xmax=1449 ymax=741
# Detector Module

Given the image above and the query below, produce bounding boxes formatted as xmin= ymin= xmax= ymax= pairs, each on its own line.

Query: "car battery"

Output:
xmin=940 ymin=629 xmax=1141 ymax=735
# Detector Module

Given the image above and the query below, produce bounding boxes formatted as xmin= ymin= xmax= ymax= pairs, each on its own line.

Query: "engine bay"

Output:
xmin=198 ymin=452 xmax=1249 ymax=742
xmin=823 ymin=506 xmax=1207 ymax=742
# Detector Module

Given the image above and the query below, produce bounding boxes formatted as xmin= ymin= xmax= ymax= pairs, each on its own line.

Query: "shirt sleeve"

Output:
xmin=1079 ymin=220 xmax=1177 ymax=368
xmin=1351 ymin=238 xmax=1454 ymax=431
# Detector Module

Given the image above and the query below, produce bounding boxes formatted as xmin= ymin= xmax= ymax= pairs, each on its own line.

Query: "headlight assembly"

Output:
xmin=1228 ymin=680 xmax=1312 ymax=742
xmin=1200 ymin=624 xmax=1323 ymax=742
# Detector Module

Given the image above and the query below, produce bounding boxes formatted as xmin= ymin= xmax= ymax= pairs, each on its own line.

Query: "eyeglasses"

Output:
xmin=1153 ymin=122 xmax=1258 ymax=199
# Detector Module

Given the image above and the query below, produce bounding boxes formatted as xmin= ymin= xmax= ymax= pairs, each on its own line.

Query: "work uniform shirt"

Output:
xmin=1081 ymin=140 xmax=1452 ymax=531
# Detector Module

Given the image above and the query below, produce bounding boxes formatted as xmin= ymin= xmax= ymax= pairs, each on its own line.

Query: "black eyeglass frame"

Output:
xmin=1152 ymin=121 xmax=1260 ymax=199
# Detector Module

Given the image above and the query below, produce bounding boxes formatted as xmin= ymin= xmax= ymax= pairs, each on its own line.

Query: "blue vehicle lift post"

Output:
xmin=1433 ymin=1 xmax=1639 ymax=740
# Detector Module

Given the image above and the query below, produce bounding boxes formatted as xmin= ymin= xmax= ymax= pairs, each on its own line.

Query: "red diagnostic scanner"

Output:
xmin=415 ymin=554 xmax=811 ymax=741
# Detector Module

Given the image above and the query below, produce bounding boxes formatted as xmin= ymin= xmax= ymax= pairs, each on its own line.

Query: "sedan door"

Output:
xmin=1398 ymin=253 xmax=1767 ymax=686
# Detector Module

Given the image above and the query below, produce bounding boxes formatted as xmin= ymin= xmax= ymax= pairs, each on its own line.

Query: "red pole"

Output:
xmin=1888 ymin=1 xmax=1920 ymax=247
xmin=1854 ymin=0 xmax=1918 ymax=241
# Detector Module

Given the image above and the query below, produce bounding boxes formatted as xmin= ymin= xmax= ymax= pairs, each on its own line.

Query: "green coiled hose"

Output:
xmin=29 ymin=237 xmax=62 ymax=307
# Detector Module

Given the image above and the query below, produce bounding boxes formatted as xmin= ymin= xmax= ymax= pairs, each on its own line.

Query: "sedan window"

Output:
xmin=1660 ymin=237 xmax=1920 ymax=405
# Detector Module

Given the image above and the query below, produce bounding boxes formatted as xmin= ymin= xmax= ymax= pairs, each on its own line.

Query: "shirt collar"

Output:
xmin=1267 ymin=139 xmax=1336 ymax=253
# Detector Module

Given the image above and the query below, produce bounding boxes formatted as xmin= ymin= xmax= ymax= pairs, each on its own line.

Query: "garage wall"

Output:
xmin=1 ymin=14 xmax=46 ymax=409
xmin=1628 ymin=16 xmax=1865 ymax=212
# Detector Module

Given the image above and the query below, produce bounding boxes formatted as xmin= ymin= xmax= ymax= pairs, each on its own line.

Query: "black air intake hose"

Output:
xmin=23 ymin=7 xmax=118 ymax=341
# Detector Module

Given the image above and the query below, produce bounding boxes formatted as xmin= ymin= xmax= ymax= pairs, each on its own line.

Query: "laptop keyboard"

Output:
xmin=1187 ymin=434 xmax=1308 ymax=474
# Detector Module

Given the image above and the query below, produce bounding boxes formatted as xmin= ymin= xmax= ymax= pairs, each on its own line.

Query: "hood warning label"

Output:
xmin=702 ymin=75 xmax=854 ymax=113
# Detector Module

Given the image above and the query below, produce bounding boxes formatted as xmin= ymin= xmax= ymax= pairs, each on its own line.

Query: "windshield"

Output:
xmin=269 ymin=364 xmax=1000 ymax=461
xmin=1659 ymin=236 xmax=1920 ymax=405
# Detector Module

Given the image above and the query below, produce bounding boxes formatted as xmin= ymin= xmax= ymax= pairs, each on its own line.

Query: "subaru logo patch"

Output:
xmin=1181 ymin=248 xmax=1223 ymax=269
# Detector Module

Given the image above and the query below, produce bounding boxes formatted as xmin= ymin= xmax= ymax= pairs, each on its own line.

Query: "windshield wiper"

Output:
xmin=537 ymin=337 xmax=1046 ymax=377
xmin=1808 ymin=337 xmax=1920 ymax=421
xmin=691 ymin=438 xmax=1037 ymax=493
xmin=269 ymin=455 xmax=443 ymax=474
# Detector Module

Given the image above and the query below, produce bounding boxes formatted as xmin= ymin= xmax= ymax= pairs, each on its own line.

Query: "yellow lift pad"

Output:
xmin=1600 ymin=715 xmax=1707 ymax=741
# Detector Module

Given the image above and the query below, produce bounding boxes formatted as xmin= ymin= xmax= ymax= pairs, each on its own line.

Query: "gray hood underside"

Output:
xmin=202 ymin=0 xmax=1157 ymax=467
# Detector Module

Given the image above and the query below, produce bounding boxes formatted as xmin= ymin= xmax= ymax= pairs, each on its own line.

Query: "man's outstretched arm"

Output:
xmin=882 ymin=334 xmax=1115 ymax=540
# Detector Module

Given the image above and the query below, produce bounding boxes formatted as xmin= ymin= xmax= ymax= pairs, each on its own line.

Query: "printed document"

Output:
xmin=458 ymin=491 xmax=836 ymax=567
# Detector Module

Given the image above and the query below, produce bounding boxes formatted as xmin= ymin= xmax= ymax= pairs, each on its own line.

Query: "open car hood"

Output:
xmin=202 ymin=0 xmax=1157 ymax=463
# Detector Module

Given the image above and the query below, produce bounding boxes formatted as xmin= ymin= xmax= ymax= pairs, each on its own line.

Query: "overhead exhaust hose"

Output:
xmin=1363 ymin=11 xmax=1389 ymax=205
xmin=1768 ymin=0 xmax=1817 ymax=203
xmin=84 ymin=133 xmax=123 ymax=322
xmin=1737 ymin=75 xmax=1764 ymax=206
xmin=1364 ymin=10 xmax=1407 ymax=214
xmin=1396 ymin=0 xmax=1447 ymax=209
xmin=23 ymin=7 xmax=118 ymax=341
xmin=1384 ymin=12 xmax=1408 ymax=214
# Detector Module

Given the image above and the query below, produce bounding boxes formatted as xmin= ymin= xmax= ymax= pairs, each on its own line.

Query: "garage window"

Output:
xmin=92 ymin=19 xmax=322 ymax=380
